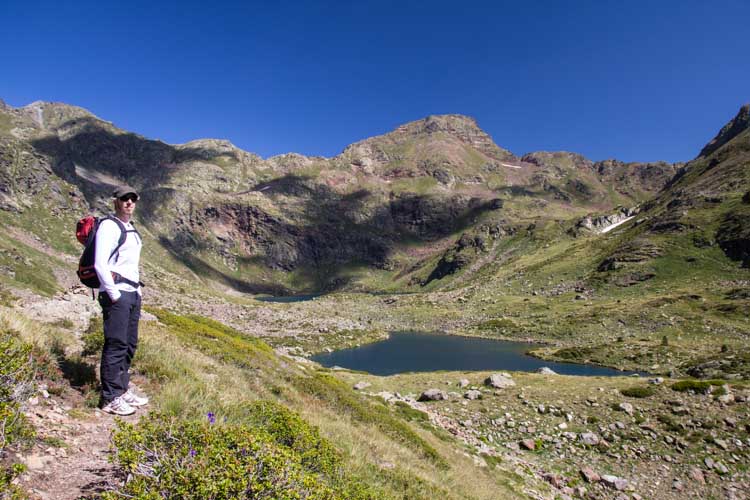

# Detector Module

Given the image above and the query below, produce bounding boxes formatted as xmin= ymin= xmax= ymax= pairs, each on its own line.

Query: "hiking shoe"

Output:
xmin=101 ymin=396 xmax=135 ymax=416
xmin=122 ymin=389 xmax=149 ymax=407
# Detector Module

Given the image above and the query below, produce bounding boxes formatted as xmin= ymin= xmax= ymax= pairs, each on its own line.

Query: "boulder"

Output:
xmin=688 ymin=467 xmax=705 ymax=484
xmin=464 ymin=390 xmax=482 ymax=400
xmin=484 ymin=373 xmax=516 ymax=389
xmin=520 ymin=439 xmax=536 ymax=450
xmin=601 ymin=475 xmax=628 ymax=491
xmin=353 ymin=381 xmax=371 ymax=390
xmin=617 ymin=402 xmax=634 ymax=415
xmin=537 ymin=367 xmax=557 ymax=375
xmin=579 ymin=432 xmax=600 ymax=446
xmin=580 ymin=466 xmax=601 ymax=483
xmin=418 ymin=389 xmax=448 ymax=402
xmin=458 ymin=378 xmax=470 ymax=388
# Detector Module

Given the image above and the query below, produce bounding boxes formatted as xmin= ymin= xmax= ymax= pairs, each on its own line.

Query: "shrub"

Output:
xmin=293 ymin=372 xmax=446 ymax=468
xmin=81 ymin=317 xmax=104 ymax=356
xmin=620 ymin=386 xmax=656 ymax=398
xmin=238 ymin=400 xmax=341 ymax=475
xmin=104 ymin=412 xmax=381 ymax=500
xmin=1 ymin=332 xmax=35 ymax=499
xmin=393 ymin=401 xmax=429 ymax=422
xmin=1 ymin=332 xmax=35 ymax=450
xmin=147 ymin=309 xmax=274 ymax=368
xmin=671 ymin=379 xmax=725 ymax=393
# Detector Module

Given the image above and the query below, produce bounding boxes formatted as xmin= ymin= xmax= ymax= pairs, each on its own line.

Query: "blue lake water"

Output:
xmin=310 ymin=331 xmax=638 ymax=377
xmin=255 ymin=294 xmax=320 ymax=303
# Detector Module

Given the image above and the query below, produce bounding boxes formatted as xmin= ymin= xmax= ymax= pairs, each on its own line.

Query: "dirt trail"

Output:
xmin=15 ymin=389 xmax=144 ymax=500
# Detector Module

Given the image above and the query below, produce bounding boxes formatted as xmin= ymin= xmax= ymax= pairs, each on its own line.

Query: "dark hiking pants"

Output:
xmin=99 ymin=290 xmax=141 ymax=404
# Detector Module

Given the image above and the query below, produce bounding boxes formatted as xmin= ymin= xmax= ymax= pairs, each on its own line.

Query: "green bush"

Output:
xmin=1 ymin=332 xmax=35 ymax=450
xmin=293 ymin=373 xmax=446 ymax=468
xmin=81 ymin=317 xmax=104 ymax=356
xmin=104 ymin=412 xmax=381 ymax=500
xmin=147 ymin=309 xmax=274 ymax=368
xmin=620 ymin=386 xmax=656 ymax=398
xmin=393 ymin=401 xmax=429 ymax=422
xmin=671 ymin=379 xmax=725 ymax=393
xmin=1 ymin=332 xmax=35 ymax=499
xmin=238 ymin=400 xmax=341 ymax=475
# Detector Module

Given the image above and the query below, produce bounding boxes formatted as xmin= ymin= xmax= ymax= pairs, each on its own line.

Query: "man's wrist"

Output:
xmin=109 ymin=290 xmax=122 ymax=302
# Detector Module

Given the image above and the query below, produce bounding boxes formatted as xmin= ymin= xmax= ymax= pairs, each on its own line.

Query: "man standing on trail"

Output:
xmin=95 ymin=186 xmax=148 ymax=416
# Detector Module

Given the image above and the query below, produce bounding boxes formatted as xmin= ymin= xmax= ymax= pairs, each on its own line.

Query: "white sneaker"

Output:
xmin=101 ymin=396 xmax=135 ymax=416
xmin=122 ymin=389 xmax=149 ymax=407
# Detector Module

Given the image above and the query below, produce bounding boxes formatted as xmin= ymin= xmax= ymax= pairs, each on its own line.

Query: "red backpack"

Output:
xmin=76 ymin=216 xmax=129 ymax=288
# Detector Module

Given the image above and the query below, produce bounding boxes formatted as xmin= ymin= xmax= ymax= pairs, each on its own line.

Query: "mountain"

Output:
xmin=0 ymin=101 xmax=679 ymax=293
xmin=2 ymin=98 xmax=750 ymax=500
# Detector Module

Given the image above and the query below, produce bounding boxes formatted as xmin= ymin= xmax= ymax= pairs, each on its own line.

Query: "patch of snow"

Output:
xmin=600 ymin=216 xmax=635 ymax=234
xmin=500 ymin=162 xmax=522 ymax=169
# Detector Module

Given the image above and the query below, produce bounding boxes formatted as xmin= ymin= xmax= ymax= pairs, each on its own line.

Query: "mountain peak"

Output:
xmin=699 ymin=103 xmax=750 ymax=158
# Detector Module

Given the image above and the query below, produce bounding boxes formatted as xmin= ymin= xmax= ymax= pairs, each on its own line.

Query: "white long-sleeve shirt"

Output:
xmin=94 ymin=216 xmax=142 ymax=302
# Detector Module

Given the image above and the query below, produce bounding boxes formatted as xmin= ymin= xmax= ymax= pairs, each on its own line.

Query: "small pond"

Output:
xmin=310 ymin=331 xmax=638 ymax=377
xmin=255 ymin=294 xmax=320 ymax=303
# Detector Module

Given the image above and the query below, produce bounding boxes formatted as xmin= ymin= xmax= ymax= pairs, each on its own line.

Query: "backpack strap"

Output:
xmin=104 ymin=216 xmax=128 ymax=263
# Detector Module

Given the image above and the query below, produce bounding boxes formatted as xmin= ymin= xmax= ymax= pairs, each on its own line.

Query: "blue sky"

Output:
xmin=1 ymin=0 xmax=748 ymax=162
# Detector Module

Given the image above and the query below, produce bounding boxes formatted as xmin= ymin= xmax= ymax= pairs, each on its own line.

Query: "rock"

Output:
xmin=717 ymin=393 xmax=735 ymax=404
xmin=418 ymin=389 xmax=448 ymax=401
xmin=520 ymin=439 xmax=536 ymax=450
xmin=458 ymin=378 xmax=470 ymax=388
xmin=724 ymin=417 xmax=737 ymax=427
xmin=714 ymin=462 xmax=729 ymax=475
xmin=484 ymin=373 xmax=516 ymax=389
xmin=705 ymin=457 xmax=716 ymax=469
xmin=537 ymin=404 xmax=547 ymax=414
xmin=617 ymin=402 xmax=634 ymax=415
xmin=542 ymin=473 xmax=564 ymax=488
xmin=672 ymin=406 xmax=690 ymax=416
xmin=580 ymin=466 xmax=601 ymax=483
xmin=23 ymin=454 xmax=46 ymax=471
xmin=688 ymin=467 xmax=706 ymax=484
xmin=601 ymin=475 xmax=628 ymax=491
xmin=579 ymin=432 xmax=600 ymax=446
xmin=464 ymin=390 xmax=482 ymax=400
xmin=672 ymin=479 xmax=684 ymax=491
xmin=714 ymin=438 xmax=729 ymax=450
xmin=41 ymin=389 xmax=50 ymax=398
xmin=648 ymin=377 xmax=664 ymax=384
xmin=558 ymin=422 xmax=568 ymax=430
xmin=353 ymin=381 xmax=371 ymax=390
xmin=537 ymin=367 xmax=557 ymax=375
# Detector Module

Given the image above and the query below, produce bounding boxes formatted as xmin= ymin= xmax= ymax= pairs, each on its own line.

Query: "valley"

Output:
xmin=0 ymin=99 xmax=748 ymax=499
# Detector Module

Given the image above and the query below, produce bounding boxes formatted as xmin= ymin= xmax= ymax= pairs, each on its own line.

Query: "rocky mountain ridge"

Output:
xmin=0 ymin=99 xmax=746 ymax=294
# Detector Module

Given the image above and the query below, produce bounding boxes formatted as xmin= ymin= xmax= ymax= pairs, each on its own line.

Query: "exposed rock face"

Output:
xmin=575 ymin=206 xmax=639 ymax=234
xmin=716 ymin=205 xmax=750 ymax=267
xmin=597 ymin=239 xmax=663 ymax=272
xmin=699 ymin=104 xmax=750 ymax=158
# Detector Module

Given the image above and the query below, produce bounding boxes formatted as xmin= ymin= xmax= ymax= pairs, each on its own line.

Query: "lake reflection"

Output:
xmin=310 ymin=331 xmax=637 ymax=377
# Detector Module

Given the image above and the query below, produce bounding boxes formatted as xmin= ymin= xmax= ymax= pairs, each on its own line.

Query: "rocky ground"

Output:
xmin=8 ymin=380 xmax=148 ymax=500
xmin=336 ymin=370 xmax=750 ymax=500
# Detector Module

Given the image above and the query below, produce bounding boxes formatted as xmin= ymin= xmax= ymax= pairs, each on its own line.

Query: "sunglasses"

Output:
xmin=119 ymin=194 xmax=138 ymax=202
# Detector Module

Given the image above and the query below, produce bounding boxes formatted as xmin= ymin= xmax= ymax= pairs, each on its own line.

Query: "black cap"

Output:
xmin=112 ymin=186 xmax=139 ymax=200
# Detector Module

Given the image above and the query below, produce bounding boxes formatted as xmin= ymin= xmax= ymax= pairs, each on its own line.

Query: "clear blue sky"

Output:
xmin=1 ymin=0 xmax=748 ymax=163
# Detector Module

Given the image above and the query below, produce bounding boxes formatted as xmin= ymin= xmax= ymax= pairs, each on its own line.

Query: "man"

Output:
xmin=95 ymin=186 xmax=148 ymax=416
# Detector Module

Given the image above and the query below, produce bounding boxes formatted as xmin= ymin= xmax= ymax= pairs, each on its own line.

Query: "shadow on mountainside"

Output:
xmin=29 ymin=121 xmax=504 ymax=293
xmin=30 ymin=117 xmax=233 ymax=210
xmin=188 ymin=174 xmax=505 ymax=290
xmin=157 ymin=236 xmax=290 ymax=295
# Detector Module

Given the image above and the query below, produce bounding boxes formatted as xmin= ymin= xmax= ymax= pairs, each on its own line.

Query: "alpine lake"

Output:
xmin=310 ymin=331 xmax=640 ymax=377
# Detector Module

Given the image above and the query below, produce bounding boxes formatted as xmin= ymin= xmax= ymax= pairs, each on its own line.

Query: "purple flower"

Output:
xmin=207 ymin=412 xmax=216 ymax=424
xmin=189 ymin=449 xmax=197 ymax=457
